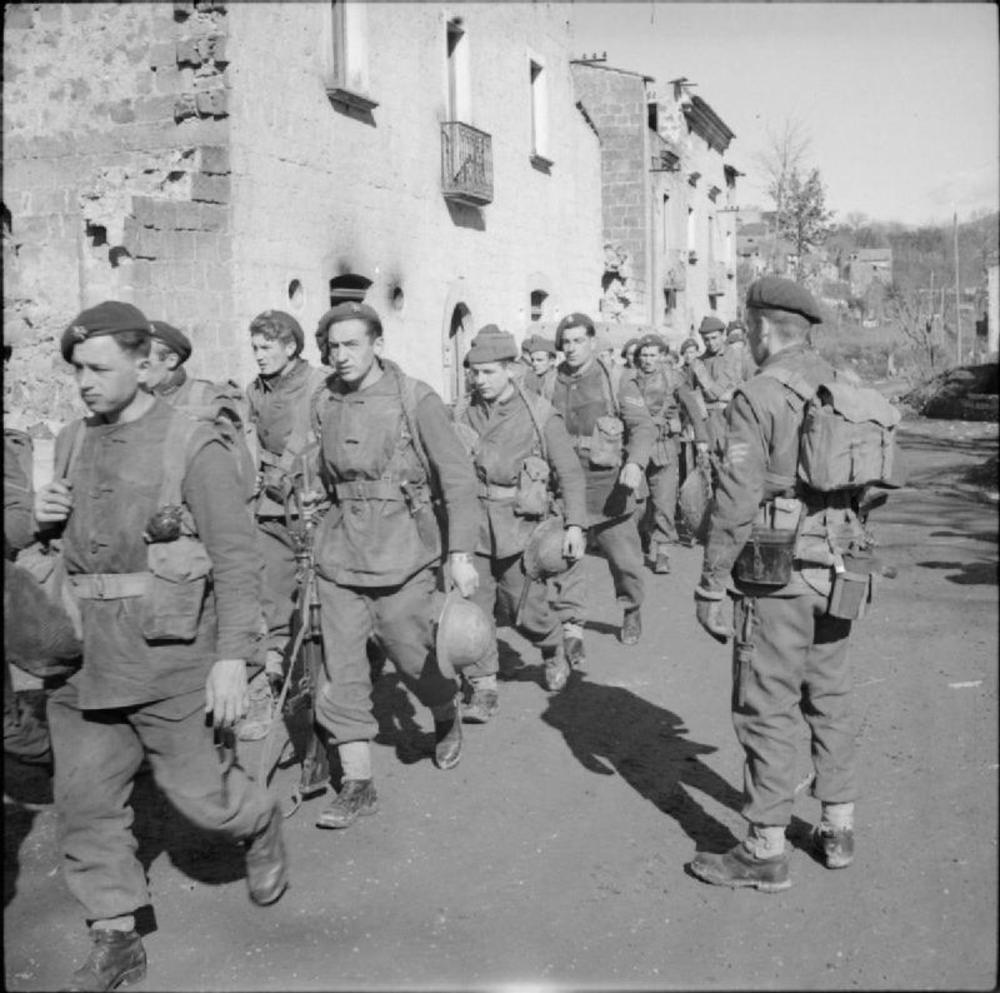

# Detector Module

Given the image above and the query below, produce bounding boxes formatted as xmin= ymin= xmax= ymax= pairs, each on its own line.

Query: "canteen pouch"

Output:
xmin=514 ymin=455 xmax=551 ymax=518
xmin=139 ymin=536 xmax=212 ymax=642
xmin=733 ymin=528 xmax=797 ymax=587
xmin=827 ymin=553 xmax=877 ymax=620
xmin=588 ymin=415 xmax=625 ymax=468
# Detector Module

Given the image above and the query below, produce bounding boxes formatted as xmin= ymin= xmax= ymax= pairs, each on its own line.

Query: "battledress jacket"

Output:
xmin=54 ymin=400 xmax=262 ymax=709
xmin=311 ymin=361 xmax=479 ymax=588
xmin=701 ymin=343 xmax=860 ymax=599
xmin=692 ymin=345 xmax=744 ymax=409
xmin=456 ymin=388 xmax=587 ymax=559
xmin=4 ymin=429 xmax=35 ymax=558
xmin=549 ymin=357 xmax=656 ymax=525
xmin=631 ymin=365 xmax=709 ymax=463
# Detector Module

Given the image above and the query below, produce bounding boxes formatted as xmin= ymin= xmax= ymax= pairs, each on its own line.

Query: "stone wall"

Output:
xmin=571 ymin=64 xmax=651 ymax=325
xmin=3 ymin=1 xmax=238 ymax=431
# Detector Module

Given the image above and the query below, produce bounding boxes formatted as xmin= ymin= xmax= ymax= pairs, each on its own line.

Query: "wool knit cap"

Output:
xmin=555 ymin=311 xmax=596 ymax=349
xmin=61 ymin=301 xmax=152 ymax=361
xmin=150 ymin=320 xmax=193 ymax=363
xmin=464 ymin=324 xmax=518 ymax=366
xmin=745 ymin=276 xmax=823 ymax=324
xmin=698 ymin=315 xmax=726 ymax=336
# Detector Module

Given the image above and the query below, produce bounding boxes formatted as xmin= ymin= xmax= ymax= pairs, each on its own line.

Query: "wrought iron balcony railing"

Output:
xmin=441 ymin=121 xmax=493 ymax=207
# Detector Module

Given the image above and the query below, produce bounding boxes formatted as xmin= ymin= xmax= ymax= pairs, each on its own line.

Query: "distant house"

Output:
xmin=848 ymin=248 xmax=893 ymax=297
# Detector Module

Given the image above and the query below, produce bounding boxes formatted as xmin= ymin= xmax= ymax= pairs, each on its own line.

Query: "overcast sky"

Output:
xmin=568 ymin=1 xmax=999 ymax=228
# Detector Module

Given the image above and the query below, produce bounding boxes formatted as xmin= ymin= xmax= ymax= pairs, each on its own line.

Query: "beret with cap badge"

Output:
xmin=745 ymin=275 xmax=823 ymax=325
xmin=60 ymin=301 xmax=153 ymax=361
xmin=554 ymin=311 xmax=596 ymax=350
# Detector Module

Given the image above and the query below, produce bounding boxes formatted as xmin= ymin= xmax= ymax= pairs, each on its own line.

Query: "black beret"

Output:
xmin=150 ymin=320 xmax=192 ymax=363
xmin=555 ymin=312 xmax=596 ymax=350
xmin=61 ymin=301 xmax=152 ymax=361
xmin=464 ymin=324 xmax=518 ymax=366
xmin=698 ymin=316 xmax=726 ymax=336
xmin=316 ymin=301 xmax=382 ymax=340
xmin=745 ymin=276 xmax=823 ymax=325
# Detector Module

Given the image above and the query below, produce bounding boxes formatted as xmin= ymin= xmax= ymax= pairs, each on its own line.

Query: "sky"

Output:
xmin=568 ymin=1 xmax=999 ymax=228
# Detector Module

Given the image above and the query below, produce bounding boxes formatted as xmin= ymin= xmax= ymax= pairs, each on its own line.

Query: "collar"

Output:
xmin=155 ymin=367 xmax=187 ymax=397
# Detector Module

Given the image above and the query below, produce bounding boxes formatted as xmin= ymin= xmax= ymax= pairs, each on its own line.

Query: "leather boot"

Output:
xmin=653 ymin=548 xmax=671 ymax=574
xmin=689 ymin=843 xmax=791 ymax=892
xmin=542 ymin=645 xmax=570 ymax=692
xmin=244 ymin=802 xmax=289 ymax=906
xmin=64 ymin=928 xmax=146 ymax=992
xmin=433 ymin=712 xmax=463 ymax=770
xmin=461 ymin=687 xmax=500 ymax=724
xmin=811 ymin=824 xmax=854 ymax=869
xmin=315 ymin=779 xmax=378 ymax=829
xmin=620 ymin=607 xmax=642 ymax=646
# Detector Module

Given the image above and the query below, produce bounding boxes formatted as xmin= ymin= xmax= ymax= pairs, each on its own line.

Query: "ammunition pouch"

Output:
xmin=514 ymin=455 xmax=551 ymax=518
xmin=139 ymin=536 xmax=212 ymax=642
xmin=588 ymin=415 xmax=625 ymax=468
xmin=734 ymin=527 xmax=798 ymax=587
xmin=827 ymin=552 xmax=877 ymax=620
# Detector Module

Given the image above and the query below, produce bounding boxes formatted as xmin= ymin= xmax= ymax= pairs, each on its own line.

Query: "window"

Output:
xmin=529 ymin=57 xmax=550 ymax=164
xmin=327 ymin=1 xmax=377 ymax=112
xmin=662 ymin=194 xmax=670 ymax=254
xmin=446 ymin=18 xmax=470 ymax=123
xmin=664 ymin=288 xmax=676 ymax=319
xmin=530 ymin=289 xmax=548 ymax=321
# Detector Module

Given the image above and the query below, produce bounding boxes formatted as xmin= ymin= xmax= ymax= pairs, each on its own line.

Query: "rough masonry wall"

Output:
xmin=571 ymin=65 xmax=651 ymax=325
xmin=223 ymin=2 xmax=603 ymax=395
xmin=3 ymin=1 xmax=235 ymax=431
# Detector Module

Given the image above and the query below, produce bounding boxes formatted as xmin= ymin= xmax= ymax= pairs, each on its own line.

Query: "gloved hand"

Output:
xmin=563 ymin=525 xmax=585 ymax=561
xmin=694 ymin=587 xmax=733 ymax=645
xmin=448 ymin=552 xmax=479 ymax=597
xmin=618 ymin=461 xmax=643 ymax=491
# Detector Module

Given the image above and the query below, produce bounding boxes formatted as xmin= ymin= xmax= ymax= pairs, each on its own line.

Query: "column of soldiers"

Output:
xmin=5 ymin=277 xmax=883 ymax=989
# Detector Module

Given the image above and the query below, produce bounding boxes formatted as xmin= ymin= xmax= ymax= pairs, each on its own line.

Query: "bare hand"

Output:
xmin=694 ymin=593 xmax=733 ymax=645
xmin=563 ymin=525 xmax=585 ymax=561
xmin=449 ymin=553 xmax=479 ymax=598
xmin=35 ymin=480 xmax=73 ymax=524
xmin=205 ymin=659 xmax=249 ymax=729
xmin=618 ymin=462 xmax=643 ymax=491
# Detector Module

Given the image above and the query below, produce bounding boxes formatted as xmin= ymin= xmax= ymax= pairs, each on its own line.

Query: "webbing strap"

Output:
xmin=69 ymin=572 xmax=153 ymax=599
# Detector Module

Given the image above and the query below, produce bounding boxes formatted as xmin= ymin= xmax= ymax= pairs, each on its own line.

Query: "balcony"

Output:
xmin=441 ymin=121 xmax=493 ymax=206
xmin=707 ymin=261 xmax=728 ymax=296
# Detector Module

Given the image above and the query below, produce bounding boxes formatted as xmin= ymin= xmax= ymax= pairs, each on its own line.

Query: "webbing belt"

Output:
xmin=477 ymin=482 xmax=517 ymax=500
xmin=69 ymin=572 xmax=153 ymax=599
xmin=334 ymin=479 xmax=406 ymax=501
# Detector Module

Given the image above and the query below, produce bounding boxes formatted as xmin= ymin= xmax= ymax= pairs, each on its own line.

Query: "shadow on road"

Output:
xmin=915 ymin=560 xmax=998 ymax=586
xmin=540 ymin=671 xmax=744 ymax=853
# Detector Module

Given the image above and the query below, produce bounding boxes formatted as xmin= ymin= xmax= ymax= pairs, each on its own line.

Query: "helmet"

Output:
xmin=435 ymin=590 xmax=495 ymax=680
xmin=678 ymin=464 xmax=713 ymax=544
xmin=522 ymin=516 xmax=570 ymax=581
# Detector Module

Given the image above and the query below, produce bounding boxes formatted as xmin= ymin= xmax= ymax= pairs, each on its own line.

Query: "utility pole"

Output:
xmin=953 ymin=212 xmax=962 ymax=364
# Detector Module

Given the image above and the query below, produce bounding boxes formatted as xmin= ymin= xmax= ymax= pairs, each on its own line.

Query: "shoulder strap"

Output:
xmin=55 ymin=419 xmax=87 ymax=481
xmin=513 ymin=381 xmax=549 ymax=461
xmin=394 ymin=368 xmax=434 ymax=485
xmin=596 ymin=358 xmax=622 ymax=418
xmin=281 ymin=365 xmax=329 ymax=463
xmin=756 ymin=364 xmax=815 ymax=403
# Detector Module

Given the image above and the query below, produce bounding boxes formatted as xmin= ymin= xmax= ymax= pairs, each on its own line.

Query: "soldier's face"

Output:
xmin=561 ymin=326 xmax=593 ymax=369
xmin=746 ymin=311 xmax=769 ymax=364
xmin=701 ymin=330 xmax=723 ymax=355
xmin=529 ymin=350 xmax=552 ymax=374
xmin=469 ymin=360 xmax=513 ymax=402
xmin=327 ymin=319 xmax=380 ymax=385
xmin=71 ymin=336 xmax=148 ymax=417
xmin=145 ymin=342 xmax=179 ymax=390
xmin=252 ymin=334 xmax=296 ymax=377
xmin=637 ymin=346 xmax=660 ymax=373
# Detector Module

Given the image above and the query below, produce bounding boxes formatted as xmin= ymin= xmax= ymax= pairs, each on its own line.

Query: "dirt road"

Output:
xmin=4 ymin=413 xmax=997 ymax=991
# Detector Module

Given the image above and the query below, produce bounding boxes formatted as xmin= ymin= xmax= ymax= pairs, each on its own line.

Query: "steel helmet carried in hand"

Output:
xmin=523 ymin=516 xmax=571 ymax=581
xmin=435 ymin=590 xmax=495 ymax=680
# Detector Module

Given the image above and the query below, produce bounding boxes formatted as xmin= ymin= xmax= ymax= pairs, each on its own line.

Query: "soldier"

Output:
xmin=690 ymin=277 xmax=878 ymax=891
xmin=621 ymin=337 xmax=641 ymax=370
xmin=689 ymin=315 xmax=743 ymax=460
xmin=631 ymin=333 xmax=708 ymax=575
xmin=454 ymin=325 xmax=587 ymax=708
xmin=308 ymin=301 xmax=480 ymax=830
xmin=727 ymin=321 xmax=758 ymax=382
xmin=548 ymin=312 xmax=656 ymax=651
xmin=246 ymin=311 xmax=328 ymax=704
xmin=521 ymin=331 xmax=559 ymax=401
xmin=34 ymin=301 xmax=287 ymax=991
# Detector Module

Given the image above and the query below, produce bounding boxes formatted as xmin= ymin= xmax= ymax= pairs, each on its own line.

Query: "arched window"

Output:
xmin=530 ymin=289 xmax=548 ymax=322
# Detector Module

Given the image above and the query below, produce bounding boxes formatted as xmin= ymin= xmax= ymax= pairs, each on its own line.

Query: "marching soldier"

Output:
xmin=521 ymin=330 xmax=559 ymax=401
xmin=308 ymin=301 xmax=480 ymax=830
xmin=455 ymin=325 xmax=587 ymax=708
xmin=727 ymin=321 xmax=758 ymax=382
xmin=690 ymin=277 xmax=884 ymax=891
xmin=245 ymin=311 xmax=328 ymax=707
xmin=689 ymin=315 xmax=743 ymax=460
xmin=631 ymin=333 xmax=708 ymax=575
xmin=35 ymin=301 xmax=287 ymax=991
xmin=547 ymin=312 xmax=656 ymax=653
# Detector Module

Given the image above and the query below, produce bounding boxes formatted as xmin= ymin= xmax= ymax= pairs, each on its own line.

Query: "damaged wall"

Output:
xmin=3 ymin=1 xmax=235 ymax=431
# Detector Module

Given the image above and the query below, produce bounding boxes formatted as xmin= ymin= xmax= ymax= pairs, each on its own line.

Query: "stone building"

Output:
xmin=848 ymin=247 xmax=894 ymax=296
xmin=569 ymin=63 xmax=739 ymax=346
xmin=3 ymin=1 xmax=603 ymax=424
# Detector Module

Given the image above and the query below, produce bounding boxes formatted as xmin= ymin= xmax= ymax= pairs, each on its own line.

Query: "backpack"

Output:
xmin=760 ymin=366 xmax=902 ymax=493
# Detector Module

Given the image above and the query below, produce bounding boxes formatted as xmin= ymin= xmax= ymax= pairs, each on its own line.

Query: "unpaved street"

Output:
xmin=4 ymin=414 xmax=998 ymax=991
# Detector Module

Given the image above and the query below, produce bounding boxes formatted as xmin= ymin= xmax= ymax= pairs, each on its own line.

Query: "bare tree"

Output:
xmin=754 ymin=117 xmax=811 ymax=271
xmin=886 ymin=282 xmax=942 ymax=377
